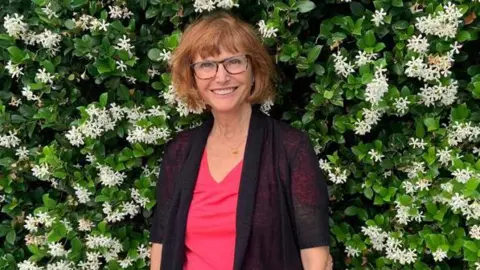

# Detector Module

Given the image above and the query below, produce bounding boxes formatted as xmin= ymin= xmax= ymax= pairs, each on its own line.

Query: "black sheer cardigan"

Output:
xmin=149 ymin=109 xmax=330 ymax=270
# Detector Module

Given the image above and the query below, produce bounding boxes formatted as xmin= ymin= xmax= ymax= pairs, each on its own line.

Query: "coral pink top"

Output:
xmin=184 ymin=150 xmax=243 ymax=270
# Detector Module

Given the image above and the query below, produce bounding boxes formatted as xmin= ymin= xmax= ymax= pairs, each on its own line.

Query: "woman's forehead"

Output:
xmin=193 ymin=47 xmax=242 ymax=61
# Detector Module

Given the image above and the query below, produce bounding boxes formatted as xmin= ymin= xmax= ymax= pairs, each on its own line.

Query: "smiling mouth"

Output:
xmin=211 ymin=87 xmax=238 ymax=96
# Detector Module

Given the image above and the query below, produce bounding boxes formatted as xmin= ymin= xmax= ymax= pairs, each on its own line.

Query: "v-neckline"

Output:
xmin=204 ymin=150 xmax=243 ymax=185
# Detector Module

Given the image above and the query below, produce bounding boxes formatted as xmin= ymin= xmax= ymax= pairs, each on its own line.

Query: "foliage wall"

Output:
xmin=1 ymin=0 xmax=480 ymax=269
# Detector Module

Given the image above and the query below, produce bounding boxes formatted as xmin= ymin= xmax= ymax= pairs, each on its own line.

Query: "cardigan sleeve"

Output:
xmin=149 ymin=140 xmax=177 ymax=244
xmin=290 ymin=133 xmax=330 ymax=249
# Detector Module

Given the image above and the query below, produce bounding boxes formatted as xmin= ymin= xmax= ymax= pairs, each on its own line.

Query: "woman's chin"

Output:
xmin=209 ymin=100 xmax=248 ymax=114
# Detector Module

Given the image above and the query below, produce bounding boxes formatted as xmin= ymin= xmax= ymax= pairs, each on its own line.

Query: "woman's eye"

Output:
xmin=200 ymin=62 xmax=215 ymax=69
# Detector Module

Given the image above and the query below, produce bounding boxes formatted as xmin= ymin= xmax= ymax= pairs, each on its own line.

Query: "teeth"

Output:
xmin=212 ymin=87 xmax=236 ymax=95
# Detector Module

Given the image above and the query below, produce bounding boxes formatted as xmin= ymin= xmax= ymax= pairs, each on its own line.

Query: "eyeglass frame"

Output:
xmin=190 ymin=54 xmax=250 ymax=80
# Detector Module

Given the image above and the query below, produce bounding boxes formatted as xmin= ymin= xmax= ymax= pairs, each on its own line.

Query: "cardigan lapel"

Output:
xmin=233 ymin=110 xmax=265 ymax=270
xmin=166 ymin=117 xmax=213 ymax=270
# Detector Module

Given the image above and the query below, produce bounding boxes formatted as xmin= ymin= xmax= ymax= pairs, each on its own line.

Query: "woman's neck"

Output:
xmin=210 ymin=104 xmax=252 ymax=139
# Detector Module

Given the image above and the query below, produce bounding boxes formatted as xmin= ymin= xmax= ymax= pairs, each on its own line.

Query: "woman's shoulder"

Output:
xmin=267 ymin=115 xmax=309 ymax=144
xmin=264 ymin=114 xmax=311 ymax=154
xmin=163 ymin=125 xmax=202 ymax=156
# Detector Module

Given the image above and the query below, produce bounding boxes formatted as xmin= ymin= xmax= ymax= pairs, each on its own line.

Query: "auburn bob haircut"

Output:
xmin=170 ymin=11 xmax=276 ymax=111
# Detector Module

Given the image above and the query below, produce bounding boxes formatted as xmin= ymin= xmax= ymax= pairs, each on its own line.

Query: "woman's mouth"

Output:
xmin=211 ymin=87 xmax=238 ymax=96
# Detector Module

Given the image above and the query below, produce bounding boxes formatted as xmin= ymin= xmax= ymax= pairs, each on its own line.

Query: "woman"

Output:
xmin=150 ymin=11 xmax=331 ymax=270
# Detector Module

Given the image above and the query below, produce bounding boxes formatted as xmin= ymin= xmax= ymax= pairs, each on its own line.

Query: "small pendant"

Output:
xmin=232 ymin=149 xmax=238 ymax=154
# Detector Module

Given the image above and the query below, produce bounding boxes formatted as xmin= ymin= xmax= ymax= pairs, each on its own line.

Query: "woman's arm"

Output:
xmin=150 ymin=243 xmax=163 ymax=270
xmin=301 ymin=246 xmax=332 ymax=270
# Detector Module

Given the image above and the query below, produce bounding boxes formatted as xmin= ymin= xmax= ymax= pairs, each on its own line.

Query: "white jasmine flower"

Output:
xmin=156 ymin=49 xmax=171 ymax=62
xmin=447 ymin=122 xmax=480 ymax=146
xmin=415 ymin=2 xmax=463 ymax=40
xmin=73 ymin=184 xmax=92 ymax=204
xmin=137 ymin=244 xmax=150 ymax=259
xmin=402 ymin=181 xmax=417 ymax=194
xmin=402 ymin=161 xmax=426 ymax=178
xmin=48 ymin=242 xmax=69 ymax=257
xmin=193 ymin=0 xmax=216 ymax=13
xmin=131 ymin=188 xmax=150 ymax=208
xmin=126 ymin=76 xmax=137 ymax=84
xmin=449 ymin=41 xmax=462 ymax=56
xmin=119 ymin=257 xmax=133 ymax=268
xmin=260 ymin=98 xmax=274 ymax=115
xmin=42 ymin=3 xmax=59 ymax=19
xmin=365 ymin=67 xmax=389 ymax=105
xmin=355 ymin=51 xmax=378 ymax=67
xmin=408 ymin=137 xmax=427 ymax=149
xmin=469 ymin=225 xmax=480 ymax=240
xmin=436 ymin=147 xmax=452 ymax=166
xmin=0 ymin=194 xmax=5 ymax=203
xmin=66 ymin=126 xmax=84 ymax=146
xmin=372 ymin=8 xmax=387 ymax=27
xmin=393 ymin=97 xmax=409 ymax=115
xmin=122 ymin=7 xmax=134 ymax=19
xmin=147 ymin=67 xmax=160 ymax=78
xmin=31 ymin=163 xmax=51 ymax=180
xmin=452 ymin=168 xmax=473 ymax=184
xmin=116 ymin=60 xmax=127 ymax=72
xmin=326 ymin=167 xmax=348 ymax=184
xmin=417 ymin=178 xmax=431 ymax=191
xmin=407 ymin=34 xmax=429 ymax=54
xmin=35 ymin=68 xmax=55 ymax=85
xmin=21 ymin=85 xmax=40 ymax=101
xmin=361 ymin=225 xmax=388 ymax=251
xmin=36 ymin=29 xmax=62 ymax=50
xmin=450 ymin=193 xmax=469 ymax=212
xmin=368 ymin=149 xmax=384 ymax=163
xmin=345 ymin=246 xmax=361 ymax=257
xmin=18 ymin=260 xmax=43 ymax=270
xmin=121 ymin=201 xmax=140 ymax=218
xmin=114 ymin=35 xmax=135 ymax=57
xmin=333 ymin=50 xmax=355 ymax=78
xmin=257 ymin=20 xmax=279 ymax=38
xmin=216 ymin=0 xmax=238 ymax=9
xmin=97 ymin=165 xmax=126 ymax=187
xmin=418 ymin=81 xmax=458 ymax=107
xmin=108 ymin=6 xmax=124 ymax=19
xmin=440 ymin=182 xmax=453 ymax=193
xmin=3 ymin=13 xmax=28 ymax=39
xmin=15 ymin=146 xmax=29 ymax=160
xmin=78 ymin=218 xmax=93 ymax=232
xmin=0 ymin=130 xmax=21 ymax=148
xmin=5 ymin=61 xmax=24 ymax=79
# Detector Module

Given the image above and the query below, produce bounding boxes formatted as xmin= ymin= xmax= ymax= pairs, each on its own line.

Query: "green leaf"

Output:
xmin=451 ymin=104 xmax=470 ymax=122
xmin=99 ymin=92 xmax=108 ymax=108
xmin=42 ymin=60 xmax=55 ymax=74
xmin=424 ymin=117 xmax=439 ymax=131
xmin=307 ymin=45 xmax=322 ymax=63
xmin=365 ymin=30 xmax=376 ymax=47
xmin=350 ymin=2 xmax=365 ymax=17
xmin=457 ymin=31 xmax=471 ymax=42
xmin=296 ymin=1 xmax=316 ymax=13
xmin=71 ymin=0 xmax=88 ymax=9
xmin=64 ymin=19 xmax=76 ymax=29
xmin=7 ymin=46 xmax=26 ymax=63
xmin=415 ymin=120 xmax=426 ymax=138
xmin=345 ymin=206 xmax=357 ymax=216
xmin=302 ymin=112 xmax=314 ymax=124
xmin=6 ymin=230 xmax=16 ymax=245
xmin=42 ymin=194 xmax=56 ymax=209
xmin=391 ymin=0 xmax=403 ymax=7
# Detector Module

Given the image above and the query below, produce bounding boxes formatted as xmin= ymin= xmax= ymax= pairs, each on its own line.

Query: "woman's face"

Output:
xmin=192 ymin=49 xmax=254 ymax=113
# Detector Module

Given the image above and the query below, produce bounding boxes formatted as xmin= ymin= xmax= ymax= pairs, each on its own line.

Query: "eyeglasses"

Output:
xmin=190 ymin=55 xmax=249 ymax=80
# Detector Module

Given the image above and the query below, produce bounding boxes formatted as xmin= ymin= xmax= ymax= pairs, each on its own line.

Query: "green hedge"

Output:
xmin=1 ymin=0 xmax=480 ymax=269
